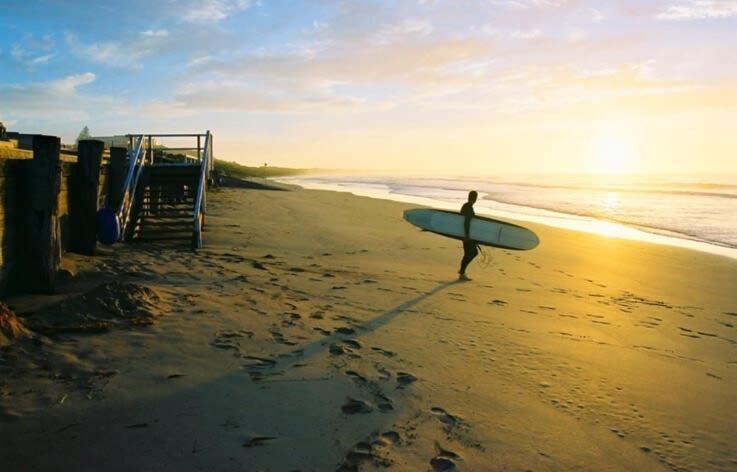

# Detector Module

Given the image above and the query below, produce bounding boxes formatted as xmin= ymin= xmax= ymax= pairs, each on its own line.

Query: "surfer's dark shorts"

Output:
xmin=463 ymin=240 xmax=479 ymax=258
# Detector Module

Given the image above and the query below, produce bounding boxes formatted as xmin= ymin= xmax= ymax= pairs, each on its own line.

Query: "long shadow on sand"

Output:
xmin=272 ymin=279 xmax=460 ymax=371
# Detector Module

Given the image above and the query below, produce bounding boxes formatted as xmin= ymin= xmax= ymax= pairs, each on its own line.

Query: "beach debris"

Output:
xmin=166 ymin=374 xmax=186 ymax=379
xmin=126 ymin=423 xmax=149 ymax=429
xmin=24 ymin=282 xmax=164 ymax=335
xmin=0 ymin=302 xmax=30 ymax=345
xmin=57 ymin=394 xmax=68 ymax=405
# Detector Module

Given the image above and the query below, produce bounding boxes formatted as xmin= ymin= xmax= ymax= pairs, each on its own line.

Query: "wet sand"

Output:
xmin=1 ymin=185 xmax=736 ymax=471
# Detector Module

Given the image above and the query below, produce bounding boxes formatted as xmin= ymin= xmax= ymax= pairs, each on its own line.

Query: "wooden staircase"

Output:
xmin=127 ymin=164 xmax=202 ymax=245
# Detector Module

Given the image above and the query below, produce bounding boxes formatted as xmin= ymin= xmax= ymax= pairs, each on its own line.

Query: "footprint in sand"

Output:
xmin=345 ymin=370 xmax=367 ymax=384
xmin=376 ymin=393 xmax=394 ymax=412
xmin=431 ymin=407 xmax=462 ymax=426
xmin=396 ymin=372 xmax=417 ymax=388
xmin=430 ymin=444 xmax=461 ymax=471
xmin=335 ymin=326 xmax=356 ymax=335
xmin=371 ymin=347 xmax=396 ymax=358
xmin=430 ymin=456 xmax=457 ymax=471
xmin=338 ymin=434 xmax=396 ymax=471
xmin=251 ymin=261 xmax=268 ymax=270
xmin=376 ymin=431 xmax=400 ymax=446
xmin=342 ymin=397 xmax=373 ymax=414
xmin=330 ymin=339 xmax=362 ymax=356
xmin=242 ymin=435 xmax=276 ymax=448
xmin=270 ymin=330 xmax=298 ymax=346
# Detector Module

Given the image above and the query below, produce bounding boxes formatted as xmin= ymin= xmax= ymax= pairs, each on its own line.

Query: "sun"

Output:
xmin=592 ymin=129 xmax=636 ymax=174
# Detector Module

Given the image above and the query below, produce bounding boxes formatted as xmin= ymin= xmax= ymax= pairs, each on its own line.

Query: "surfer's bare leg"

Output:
xmin=459 ymin=241 xmax=479 ymax=278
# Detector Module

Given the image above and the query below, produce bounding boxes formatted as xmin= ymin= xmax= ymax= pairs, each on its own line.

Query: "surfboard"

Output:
xmin=403 ymin=208 xmax=539 ymax=251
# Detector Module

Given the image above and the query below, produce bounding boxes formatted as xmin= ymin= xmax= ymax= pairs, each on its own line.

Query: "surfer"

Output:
xmin=459 ymin=190 xmax=479 ymax=281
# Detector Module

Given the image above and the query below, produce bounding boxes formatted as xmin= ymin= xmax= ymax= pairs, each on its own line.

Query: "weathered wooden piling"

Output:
xmin=70 ymin=140 xmax=104 ymax=255
xmin=25 ymin=135 xmax=62 ymax=293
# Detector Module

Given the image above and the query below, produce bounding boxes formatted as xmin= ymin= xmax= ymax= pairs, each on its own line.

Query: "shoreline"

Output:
xmin=278 ymin=177 xmax=737 ymax=261
xmin=1 ymin=185 xmax=736 ymax=471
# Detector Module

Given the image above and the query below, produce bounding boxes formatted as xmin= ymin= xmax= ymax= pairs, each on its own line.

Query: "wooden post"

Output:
xmin=70 ymin=140 xmax=104 ymax=255
xmin=26 ymin=135 xmax=61 ymax=293
xmin=108 ymin=147 xmax=127 ymax=210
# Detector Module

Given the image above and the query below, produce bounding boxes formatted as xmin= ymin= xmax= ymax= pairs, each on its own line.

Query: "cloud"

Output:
xmin=510 ymin=28 xmax=543 ymax=39
xmin=590 ymin=8 xmax=606 ymax=22
xmin=9 ymin=34 xmax=55 ymax=69
xmin=181 ymin=0 xmax=252 ymax=23
xmin=374 ymin=18 xmax=433 ymax=44
xmin=141 ymin=29 xmax=169 ymax=37
xmin=0 ymin=73 xmax=111 ymax=120
xmin=64 ymin=30 xmax=172 ymax=67
xmin=656 ymin=0 xmax=737 ymax=20
xmin=491 ymin=0 xmax=569 ymax=8
xmin=148 ymin=78 xmax=365 ymax=115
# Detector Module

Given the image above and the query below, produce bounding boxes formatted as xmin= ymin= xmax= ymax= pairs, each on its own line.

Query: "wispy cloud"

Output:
xmin=656 ymin=0 xmax=737 ymax=20
xmin=510 ymin=28 xmax=543 ymax=39
xmin=9 ymin=34 xmax=55 ymax=69
xmin=0 ymin=72 xmax=110 ymax=120
xmin=180 ymin=0 xmax=252 ymax=23
xmin=64 ymin=29 xmax=172 ymax=68
xmin=491 ymin=0 xmax=569 ymax=8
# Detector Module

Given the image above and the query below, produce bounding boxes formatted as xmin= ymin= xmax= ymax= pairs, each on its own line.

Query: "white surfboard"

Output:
xmin=403 ymin=208 xmax=540 ymax=251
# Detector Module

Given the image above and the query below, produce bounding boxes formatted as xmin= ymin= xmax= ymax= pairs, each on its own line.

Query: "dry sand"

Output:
xmin=1 ymin=185 xmax=736 ymax=471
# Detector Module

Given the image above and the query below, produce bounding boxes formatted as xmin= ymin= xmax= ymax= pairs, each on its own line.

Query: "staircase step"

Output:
xmin=132 ymin=234 xmax=194 ymax=242
xmin=136 ymin=222 xmax=193 ymax=229
xmin=140 ymin=212 xmax=194 ymax=218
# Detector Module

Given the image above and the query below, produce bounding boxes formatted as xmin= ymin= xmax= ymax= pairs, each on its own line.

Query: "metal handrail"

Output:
xmin=192 ymin=130 xmax=211 ymax=249
xmin=117 ymin=136 xmax=145 ymax=240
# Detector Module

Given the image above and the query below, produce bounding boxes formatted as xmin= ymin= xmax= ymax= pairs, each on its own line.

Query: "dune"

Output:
xmin=0 ymin=185 xmax=735 ymax=471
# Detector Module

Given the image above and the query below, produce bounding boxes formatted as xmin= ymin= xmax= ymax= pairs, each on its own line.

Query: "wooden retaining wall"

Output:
xmin=0 ymin=137 xmax=120 ymax=295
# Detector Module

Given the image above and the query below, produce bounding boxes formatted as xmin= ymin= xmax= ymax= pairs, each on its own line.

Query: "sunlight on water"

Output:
xmin=603 ymin=192 xmax=619 ymax=212
xmin=591 ymin=219 xmax=627 ymax=238
xmin=279 ymin=174 xmax=737 ymax=260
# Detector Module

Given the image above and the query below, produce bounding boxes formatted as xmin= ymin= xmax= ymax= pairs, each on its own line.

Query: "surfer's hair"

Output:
xmin=468 ymin=190 xmax=478 ymax=201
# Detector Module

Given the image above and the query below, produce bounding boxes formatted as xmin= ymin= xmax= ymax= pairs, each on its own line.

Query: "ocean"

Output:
xmin=278 ymin=173 xmax=737 ymax=260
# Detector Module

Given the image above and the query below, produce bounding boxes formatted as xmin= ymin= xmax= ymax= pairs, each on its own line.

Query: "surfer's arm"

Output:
xmin=463 ymin=213 xmax=472 ymax=240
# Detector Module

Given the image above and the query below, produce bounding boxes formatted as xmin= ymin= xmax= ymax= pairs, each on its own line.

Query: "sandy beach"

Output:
xmin=1 ymin=184 xmax=736 ymax=471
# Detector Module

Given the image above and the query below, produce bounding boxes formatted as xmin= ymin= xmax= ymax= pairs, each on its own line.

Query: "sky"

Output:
xmin=1 ymin=0 xmax=736 ymax=175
